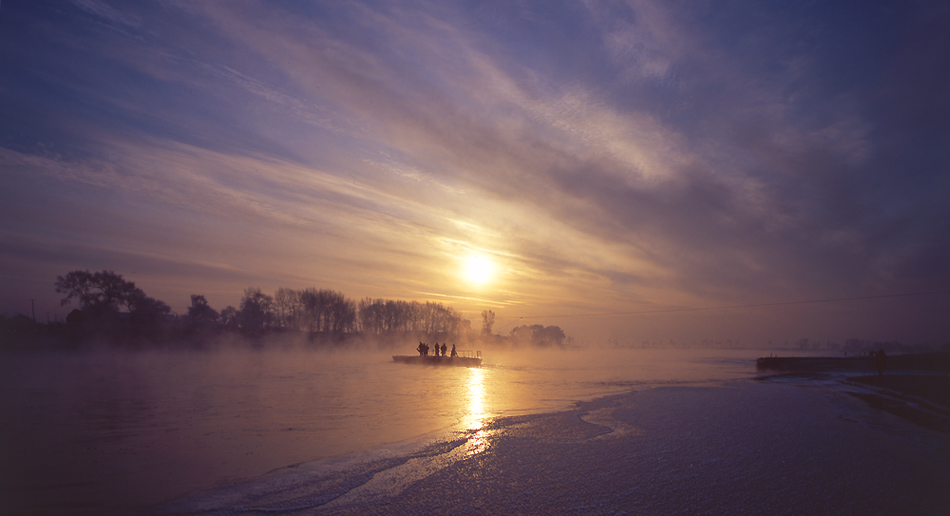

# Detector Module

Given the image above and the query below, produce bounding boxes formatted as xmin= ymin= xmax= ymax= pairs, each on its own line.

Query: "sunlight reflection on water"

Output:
xmin=464 ymin=367 xmax=490 ymax=455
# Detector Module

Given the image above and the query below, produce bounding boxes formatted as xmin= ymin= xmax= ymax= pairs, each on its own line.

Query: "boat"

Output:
xmin=392 ymin=350 xmax=482 ymax=367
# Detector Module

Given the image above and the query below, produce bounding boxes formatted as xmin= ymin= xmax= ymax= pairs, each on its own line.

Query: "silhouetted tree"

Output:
xmin=481 ymin=309 xmax=495 ymax=336
xmin=533 ymin=325 xmax=565 ymax=347
xmin=125 ymin=288 xmax=171 ymax=337
xmin=55 ymin=270 xmax=130 ymax=316
xmin=426 ymin=301 xmax=461 ymax=334
xmin=459 ymin=318 xmax=473 ymax=336
xmin=220 ymin=306 xmax=239 ymax=330
xmin=321 ymin=290 xmax=347 ymax=332
xmin=355 ymin=298 xmax=461 ymax=336
xmin=358 ymin=297 xmax=384 ymax=334
xmin=509 ymin=324 xmax=566 ymax=347
xmin=55 ymin=269 xmax=170 ymax=342
xmin=186 ymin=294 xmax=219 ymax=332
xmin=274 ymin=287 xmax=300 ymax=330
xmin=238 ymin=288 xmax=274 ymax=333
xmin=298 ymin=288 xmax=327 ymax=332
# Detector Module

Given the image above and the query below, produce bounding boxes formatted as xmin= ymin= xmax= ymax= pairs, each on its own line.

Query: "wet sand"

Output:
xmin=162 ymin=379 xmax=950 ymax=515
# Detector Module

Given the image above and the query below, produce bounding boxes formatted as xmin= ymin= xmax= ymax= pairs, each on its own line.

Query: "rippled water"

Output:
xmin=0 ymin=345 xmax=761 ymax=515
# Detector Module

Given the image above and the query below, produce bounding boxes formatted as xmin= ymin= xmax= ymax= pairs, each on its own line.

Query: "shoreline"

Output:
xmin=161 ymin=377 xmax=950 ymax=515
xmin=843 ymin=375 xmax=950 ymax=434
xmin=754 ymin=352 xmax=950 ymax=434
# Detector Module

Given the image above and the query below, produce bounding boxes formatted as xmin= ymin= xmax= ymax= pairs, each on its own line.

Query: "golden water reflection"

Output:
xmin=463 ymin=367 xmax=490 ymax=455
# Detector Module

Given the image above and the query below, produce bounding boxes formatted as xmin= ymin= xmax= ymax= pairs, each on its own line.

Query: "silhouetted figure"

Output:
xmin=424 ymin=343 xmax=429 ymax=356
xmin=874 ymin=349 xmax=887 ymax=377
xmin=441 ymin=343 xmax=447 ymax=357
xmin=450 ymin=344 xmax=457 ymax=357
xmin=434 ymin=342 xmax=440 ymax=357
xmin=418 ymin=342 xmax=425 ymax=356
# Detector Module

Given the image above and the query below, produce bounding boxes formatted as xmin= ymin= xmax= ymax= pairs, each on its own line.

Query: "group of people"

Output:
xmin=417 ymin=341 xmax=457 ymax=357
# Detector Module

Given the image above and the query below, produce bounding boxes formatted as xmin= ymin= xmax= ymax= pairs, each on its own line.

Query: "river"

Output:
xmin=0 ymin=345 xmax=765 ymax=515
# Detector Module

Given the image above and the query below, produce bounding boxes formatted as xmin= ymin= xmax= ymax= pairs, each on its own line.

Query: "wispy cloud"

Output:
xmin=2 ymin=0 xmax=948 ymax=342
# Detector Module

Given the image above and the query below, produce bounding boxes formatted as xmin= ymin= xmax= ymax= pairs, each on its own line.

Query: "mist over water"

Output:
xmin=0 ymin=345 xmax=761 ymax=515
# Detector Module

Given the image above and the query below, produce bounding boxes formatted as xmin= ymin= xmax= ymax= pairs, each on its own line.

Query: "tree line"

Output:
xmin=37 ymin=269 xmax=567 ymax=348
xmin=206 ymin=287 xmax=467 ymax=337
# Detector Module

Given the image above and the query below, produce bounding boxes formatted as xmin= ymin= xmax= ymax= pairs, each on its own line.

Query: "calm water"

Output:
xmin=0 ymin=345 xmax=761 ymax=515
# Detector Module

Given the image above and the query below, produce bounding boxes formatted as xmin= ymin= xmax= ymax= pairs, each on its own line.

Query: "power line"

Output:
xmin=495 ymin=289 xmax=950 ymax=320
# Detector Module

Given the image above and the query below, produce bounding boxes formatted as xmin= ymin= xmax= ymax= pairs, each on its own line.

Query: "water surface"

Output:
xmin=0 ymin=346 xmax=761 ymax=515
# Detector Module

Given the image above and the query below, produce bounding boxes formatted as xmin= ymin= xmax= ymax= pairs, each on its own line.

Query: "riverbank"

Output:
xmin=755 ymin=353 xmax=950 ymax=435
xmin=843 ymin=375 xmax=950 ymax=434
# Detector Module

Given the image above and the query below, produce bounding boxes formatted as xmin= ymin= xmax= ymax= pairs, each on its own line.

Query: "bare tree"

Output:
xmin=355 ymin=297 xmax=463 ymax=337
xmin=358 ymin=297 xmax=384 ymax=334
xmin=274 ymin=287 xmax=300 ymax=330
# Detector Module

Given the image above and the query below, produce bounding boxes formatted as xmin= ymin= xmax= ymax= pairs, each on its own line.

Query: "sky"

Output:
xmin=2 ymin=0 xmax=949 ymax=345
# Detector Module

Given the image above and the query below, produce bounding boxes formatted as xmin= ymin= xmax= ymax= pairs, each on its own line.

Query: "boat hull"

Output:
xmin=392 ymin=355 xmax=482 ymax=367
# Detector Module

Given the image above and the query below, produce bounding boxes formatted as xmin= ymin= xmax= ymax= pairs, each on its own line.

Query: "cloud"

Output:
xmin=72 ymin=0 xmax=142 ymax=32
xmin=2 ymin=0 xmax=949 ymax=342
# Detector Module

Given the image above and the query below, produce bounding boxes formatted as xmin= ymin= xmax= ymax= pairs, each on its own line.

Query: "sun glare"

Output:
xmin=464 ymin=367 xmax=489 ymax=455
xmin=462 ymin=254 xmax=495 ymax=286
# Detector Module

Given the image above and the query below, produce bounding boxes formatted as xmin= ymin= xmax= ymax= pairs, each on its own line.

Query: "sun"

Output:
xmin=462 ymin=255 xmax=495 ymax=286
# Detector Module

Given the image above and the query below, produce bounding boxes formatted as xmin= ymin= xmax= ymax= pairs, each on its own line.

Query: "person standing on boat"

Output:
xmin=450 ymin=344 xmax=457 ymax=357
xmin=433 ymin=342 xmax=439 ymax=357
xmin=441 ymin=343 xmax=447 ymax=357
xmin=417 ymin=342 xmax=425 ymax=356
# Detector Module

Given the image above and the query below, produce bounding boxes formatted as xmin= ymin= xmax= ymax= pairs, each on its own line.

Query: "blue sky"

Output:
xmin=2 ymin=0 xmax=948 ymax=344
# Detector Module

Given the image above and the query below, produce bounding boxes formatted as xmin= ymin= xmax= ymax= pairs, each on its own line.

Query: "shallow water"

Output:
xmin=0 ymin=346 xmax=762 ymax=515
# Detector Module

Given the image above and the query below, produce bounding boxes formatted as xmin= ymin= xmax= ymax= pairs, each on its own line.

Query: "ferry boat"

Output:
xmin=392 ymin=350 xmax=482 ymax=367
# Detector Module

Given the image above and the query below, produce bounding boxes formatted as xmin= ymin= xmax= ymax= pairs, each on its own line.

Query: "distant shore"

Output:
xmin=755 ymin=352 xmax=950 ymax=373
